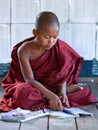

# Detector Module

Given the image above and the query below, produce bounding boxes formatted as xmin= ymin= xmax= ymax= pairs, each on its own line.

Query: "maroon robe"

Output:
xmin=0 ymin=37 xmax=97 ymax=111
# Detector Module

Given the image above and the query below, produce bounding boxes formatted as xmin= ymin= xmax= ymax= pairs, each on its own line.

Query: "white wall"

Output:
xmin=0 ymin=0 xmax=98 ymax=63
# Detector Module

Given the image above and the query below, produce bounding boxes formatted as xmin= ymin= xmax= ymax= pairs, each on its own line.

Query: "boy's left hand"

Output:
xmin=58 ymin=93 xmax=70 ymax=107
xmin=57 ymin=82 xmax=70 ymax=107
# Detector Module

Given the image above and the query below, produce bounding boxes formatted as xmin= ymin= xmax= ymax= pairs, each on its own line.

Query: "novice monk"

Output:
xmin=0 ymin=11 xmax=97 ymax=111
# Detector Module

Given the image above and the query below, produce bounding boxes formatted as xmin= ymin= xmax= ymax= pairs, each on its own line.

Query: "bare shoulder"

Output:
xmin=17 ymin=40 xmax=43 ymax=60
xmin=17 ymin=41 xmax=34 ymax=59
xmin=18 ymin=41 xmax=32 ymax=51
xmin=17 ymin=39 xmax=46 ymax=60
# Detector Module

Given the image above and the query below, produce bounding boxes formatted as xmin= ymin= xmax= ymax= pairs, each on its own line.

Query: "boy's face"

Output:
xmin=34 ymin=25 xmax=59 ymax=50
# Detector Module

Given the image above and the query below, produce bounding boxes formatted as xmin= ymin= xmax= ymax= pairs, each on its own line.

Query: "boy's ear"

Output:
xmin=32 ymin=29 xmax=37 ymax=37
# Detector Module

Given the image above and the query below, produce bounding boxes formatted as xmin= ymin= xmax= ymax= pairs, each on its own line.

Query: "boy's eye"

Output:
xmin=44 ymin=35 xmax=58 ymax=39
xmin=54 ymin=36 xmax=58 ymax=39
xmin=44 ymin=35 xmax=50 ymax=39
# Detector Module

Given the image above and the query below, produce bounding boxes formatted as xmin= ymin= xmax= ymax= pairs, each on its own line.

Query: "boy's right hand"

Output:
xmin=48 ymin=93 xmax=63 ymax=111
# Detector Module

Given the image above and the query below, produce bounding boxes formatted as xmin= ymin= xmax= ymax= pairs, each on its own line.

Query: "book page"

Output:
xmin=1 ymin=108 xmax=49 ymax=122
xmin=64 ymin=108 xmax=93 ymax=117
xmin=44 ymin=109 xmax=74 ymax=118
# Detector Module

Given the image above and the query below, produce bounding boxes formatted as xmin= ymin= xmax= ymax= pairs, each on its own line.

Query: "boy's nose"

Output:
xmin=49 ymin=37 xmax=54 ymax=44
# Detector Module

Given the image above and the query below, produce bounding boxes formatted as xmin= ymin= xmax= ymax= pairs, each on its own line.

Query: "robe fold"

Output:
xmin=0 ymin=37 xmax=97 ymax=111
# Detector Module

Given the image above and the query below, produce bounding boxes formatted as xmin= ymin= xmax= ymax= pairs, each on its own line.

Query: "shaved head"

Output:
xmin=35 ymin=11 xmax=60 ymax=30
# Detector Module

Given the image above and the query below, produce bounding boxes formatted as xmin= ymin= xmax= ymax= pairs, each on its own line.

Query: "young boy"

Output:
xmin=0 ymin=11 xmax=97 ymax=111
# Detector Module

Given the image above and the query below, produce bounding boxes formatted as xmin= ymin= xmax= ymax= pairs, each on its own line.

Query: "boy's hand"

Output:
xmin=48 ymin=93 xmax=63 ymax=111
xmin=58 ymin=82 xmax=70 ymax=107
xmin=59 ymin=94 xmax=70 ymax=107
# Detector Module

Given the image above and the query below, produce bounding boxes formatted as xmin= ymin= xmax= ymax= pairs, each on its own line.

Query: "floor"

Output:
xmin=0 ymin=80 xmax=98 ymax=130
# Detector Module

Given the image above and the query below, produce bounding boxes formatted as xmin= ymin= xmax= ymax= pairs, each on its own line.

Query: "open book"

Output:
xmin=0 ymin=107 xmax=93 ymax=122
xmin=0 ymin=108 xmax=49 ymax=122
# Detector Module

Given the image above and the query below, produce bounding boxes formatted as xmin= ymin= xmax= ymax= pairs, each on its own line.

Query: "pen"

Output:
xmin=63 ymin=109 xmax=72 ymax=115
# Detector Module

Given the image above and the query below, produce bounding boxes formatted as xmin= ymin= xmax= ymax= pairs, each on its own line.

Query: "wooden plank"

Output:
xmin=76 ymin=117 xmax=98 ymax=130
xmin=0 ymin=121 xmax=20 ymax=130
xmin=79 ymin=77 xmax=98 ymax=84
xmin=80 ymin=104 xmax=98 ymax=117
xmin=89 ymin=83 xmax=98 ymax=100
xmin=76 ymin=104 xmax=98 ymax=130
xmin=0 ymin=78 xmax=3 ymax=83
xmin=20 ymin=116 xmax=48 ymax=130
xmin=49 ymin=116 xmax=76 ymax=130
xmin=89 ymin=83 xmax=98 ymax=107
xmin=0 ymin=86 xmax=4 ymax=101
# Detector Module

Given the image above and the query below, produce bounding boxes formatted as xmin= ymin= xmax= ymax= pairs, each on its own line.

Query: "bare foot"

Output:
xmin=67 ymin=84 xmax=83 ymax=93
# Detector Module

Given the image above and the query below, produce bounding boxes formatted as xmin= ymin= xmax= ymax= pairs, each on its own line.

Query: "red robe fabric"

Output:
xmin=0 ymin=37 xmax=97 ymax=111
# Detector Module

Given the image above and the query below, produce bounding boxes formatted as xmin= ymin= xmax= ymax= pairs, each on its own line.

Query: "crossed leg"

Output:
xmin=66 ymin=84 xmax=83 ymax=93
